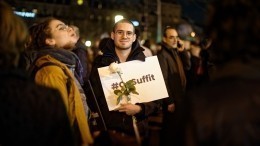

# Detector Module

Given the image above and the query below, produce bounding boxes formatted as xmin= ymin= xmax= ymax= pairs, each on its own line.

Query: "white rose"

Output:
xmin=109 ymin=62 xmax=120 ymax=73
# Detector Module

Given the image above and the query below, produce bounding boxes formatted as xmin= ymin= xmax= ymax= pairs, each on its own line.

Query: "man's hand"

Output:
xmin=177 ymin=39 xmax=185 ymax=52
xmin=115 ymin=103 xmax=142 ymax=115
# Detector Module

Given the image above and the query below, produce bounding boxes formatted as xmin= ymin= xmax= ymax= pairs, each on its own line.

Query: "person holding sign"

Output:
xmin=87 ymin=19 xmax=160 ymax=146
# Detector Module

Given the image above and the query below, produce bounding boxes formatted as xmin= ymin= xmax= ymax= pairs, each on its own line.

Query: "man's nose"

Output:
xmin=122 ymin=32 xmax=128 ymax=38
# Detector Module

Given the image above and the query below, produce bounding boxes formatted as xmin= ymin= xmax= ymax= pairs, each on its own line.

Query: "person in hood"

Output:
xmin=87 ymin=19 xmax=160 ymax=146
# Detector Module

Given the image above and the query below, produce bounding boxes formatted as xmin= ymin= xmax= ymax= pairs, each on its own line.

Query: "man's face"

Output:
xmin=163 ymin=29 xmax=179 ymax=48
xmin=47 ymin=19 xmax=77 ymax=50
xmin=111 ymin=22 xmax=136 ymax=51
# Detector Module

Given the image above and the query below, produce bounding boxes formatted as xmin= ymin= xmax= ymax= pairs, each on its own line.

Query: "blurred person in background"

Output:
xmin=172 ymin=0 xmax=260 ymax=145
xmin=135 ymin=28 xmax=153 ymax=57
xmin=141 ymin=39 xmax=153 ymax=57
xmin=70 ymin=25 xmax=92 ymax=83
xmin=0 ymin=1 xmax=75 ymax=145
xmin=157 ymin=26 xmax=191 ymax=146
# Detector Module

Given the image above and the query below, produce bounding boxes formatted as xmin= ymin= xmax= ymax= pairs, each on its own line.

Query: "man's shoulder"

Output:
xmin=157 ymin=48 xmax=171 ymax=57
xmin=92 ymin=55 xmax=110 ymax=67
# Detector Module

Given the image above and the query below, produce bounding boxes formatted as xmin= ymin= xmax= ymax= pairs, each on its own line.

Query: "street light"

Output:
xmin=85 ymin=40 xmax=91 ymax=47
xmin=77 ymin=0 xmax=83 ymax=5
xmin=114 ymin=15 xmax=123 ymax=23
xmin=131 ymin=20 xmax=139 ymax=26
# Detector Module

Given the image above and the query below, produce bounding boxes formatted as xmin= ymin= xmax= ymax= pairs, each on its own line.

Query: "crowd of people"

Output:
xmin=0 ymin=0 xmax=259 ymax=145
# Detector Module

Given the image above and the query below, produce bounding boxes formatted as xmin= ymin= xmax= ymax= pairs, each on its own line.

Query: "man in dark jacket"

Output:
xmin=87 ymin=19 xmax=160 ymax=146
xmin=70 ymin=25 xmax=91 ymax=84
xmin=157 ymin=26 xmax=191 ymax=146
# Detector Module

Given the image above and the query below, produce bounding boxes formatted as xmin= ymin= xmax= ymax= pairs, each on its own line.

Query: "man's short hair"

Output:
xmin=163 ymin=26 xmax=176 ymax=37
xmin=112 ymin=19 xmax=135 ymax=33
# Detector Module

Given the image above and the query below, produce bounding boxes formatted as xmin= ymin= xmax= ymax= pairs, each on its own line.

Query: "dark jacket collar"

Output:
xmin=100 ymin=38 xmax=145 ymax=66
xmin=160 ymin=42 xmax=178 ymax=53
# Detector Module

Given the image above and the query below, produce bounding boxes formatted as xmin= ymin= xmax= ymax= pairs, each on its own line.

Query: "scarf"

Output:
xmin=36 ymin=48 xmax=84 ymax=85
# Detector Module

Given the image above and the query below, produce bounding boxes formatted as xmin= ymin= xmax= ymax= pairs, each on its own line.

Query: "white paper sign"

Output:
xmin=98 ymin=56 xmax=168 ymax=111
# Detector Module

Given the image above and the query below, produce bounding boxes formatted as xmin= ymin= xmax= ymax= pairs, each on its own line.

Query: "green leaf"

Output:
xmin=114 ymin=90 xmax=122 ymax=95
xmin=117 ymin=95 xmax=122 ymax=105
xmin=132 ymin=90 xmax=139 ymax=95
xmin=113 ymin=77 xmax=139 ymax=104
xmin=125 ymin=80 xmax=134 ymax=86
xmin=127 ymin=96 xmax=131 ymax=101
xmin=121 ymin=86 xmax=126 ymax=91
xmin=123 ymin=90 xmax=130 ymax=95
xmin=128 ymin=86 xmax=136 ymax=92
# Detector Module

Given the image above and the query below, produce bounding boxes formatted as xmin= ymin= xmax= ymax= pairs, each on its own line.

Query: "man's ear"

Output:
xmin=45 ymin=38 xmax=55 ymax=46
xmin=162 ymin=37 xmax=166 ymax=43
xmin=133 ymin=34 xmax=136 ymax=42
xmin=111 ymin=32 xmax=115 ymax=40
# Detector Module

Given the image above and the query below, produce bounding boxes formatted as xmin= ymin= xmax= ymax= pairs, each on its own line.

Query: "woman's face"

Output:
xmin=47 ymin=19 xmax=77 ymax=50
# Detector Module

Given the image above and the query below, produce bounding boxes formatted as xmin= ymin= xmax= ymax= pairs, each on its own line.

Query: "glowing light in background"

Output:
xmin=131 ymin=20 xmax=139 ymax=26
xmin=77 ymin=0 xmax=83 ymax=5
xmin=85 ymin=40 xmax=91 ymax=47
xmin=114 ymin=15 xmax=123 ymax=23
xmin=14 ymin=11 xmax=36 ymax=18
xmin=191 ymin=32 xmax=196 ymax=37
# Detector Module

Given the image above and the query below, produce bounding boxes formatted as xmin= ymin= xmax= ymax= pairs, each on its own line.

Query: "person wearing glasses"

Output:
xmin=26 ymin=17 xmax=93 ymax=146
xmin=157 ymin=26 xmax=191 ymax=146
xmin=87 ymin=19 xmax=160 ymax=146
xmin=0 ymin=2 xmax=78 ymax=145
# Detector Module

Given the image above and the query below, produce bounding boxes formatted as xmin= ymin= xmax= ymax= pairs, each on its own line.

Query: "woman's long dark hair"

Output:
xmin=26 ymin=17 xmax=56 ymax=51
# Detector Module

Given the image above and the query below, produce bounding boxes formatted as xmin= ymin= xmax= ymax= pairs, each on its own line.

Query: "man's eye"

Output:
xmin=127 ymin=32 xmax=133 ymax=35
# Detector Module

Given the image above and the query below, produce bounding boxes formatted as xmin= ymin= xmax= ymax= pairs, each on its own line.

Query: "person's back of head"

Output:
xmin=0 ymin=1 xmax=28 ymax=68
xmin=206 ymin=0 xmax=259 ymax=65
xmin=69 ymin=25 xmax=80 ymax=37
xmin=69 ymin=25 xmax=80 ymax=42
xmin=176 ymin=0 xmax=260 ymax=146
xmin=0 ymin=2 xmax=76 ymax=145
xmin=182 ymin=82 xmax=260 ymax=146
xmin=98 ymin=37 xmax=110 ymax=52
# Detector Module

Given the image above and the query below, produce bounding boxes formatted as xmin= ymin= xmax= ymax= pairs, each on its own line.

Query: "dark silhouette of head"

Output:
xmin=206 ymin=0 xmax=259 ymax=65
xmin=0 ymin=1 xmax=28 ymax=68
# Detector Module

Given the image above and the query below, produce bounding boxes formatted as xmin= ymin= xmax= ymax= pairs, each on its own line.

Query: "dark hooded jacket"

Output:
xmin=87 ymin=38 xmax=160 ymax=136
